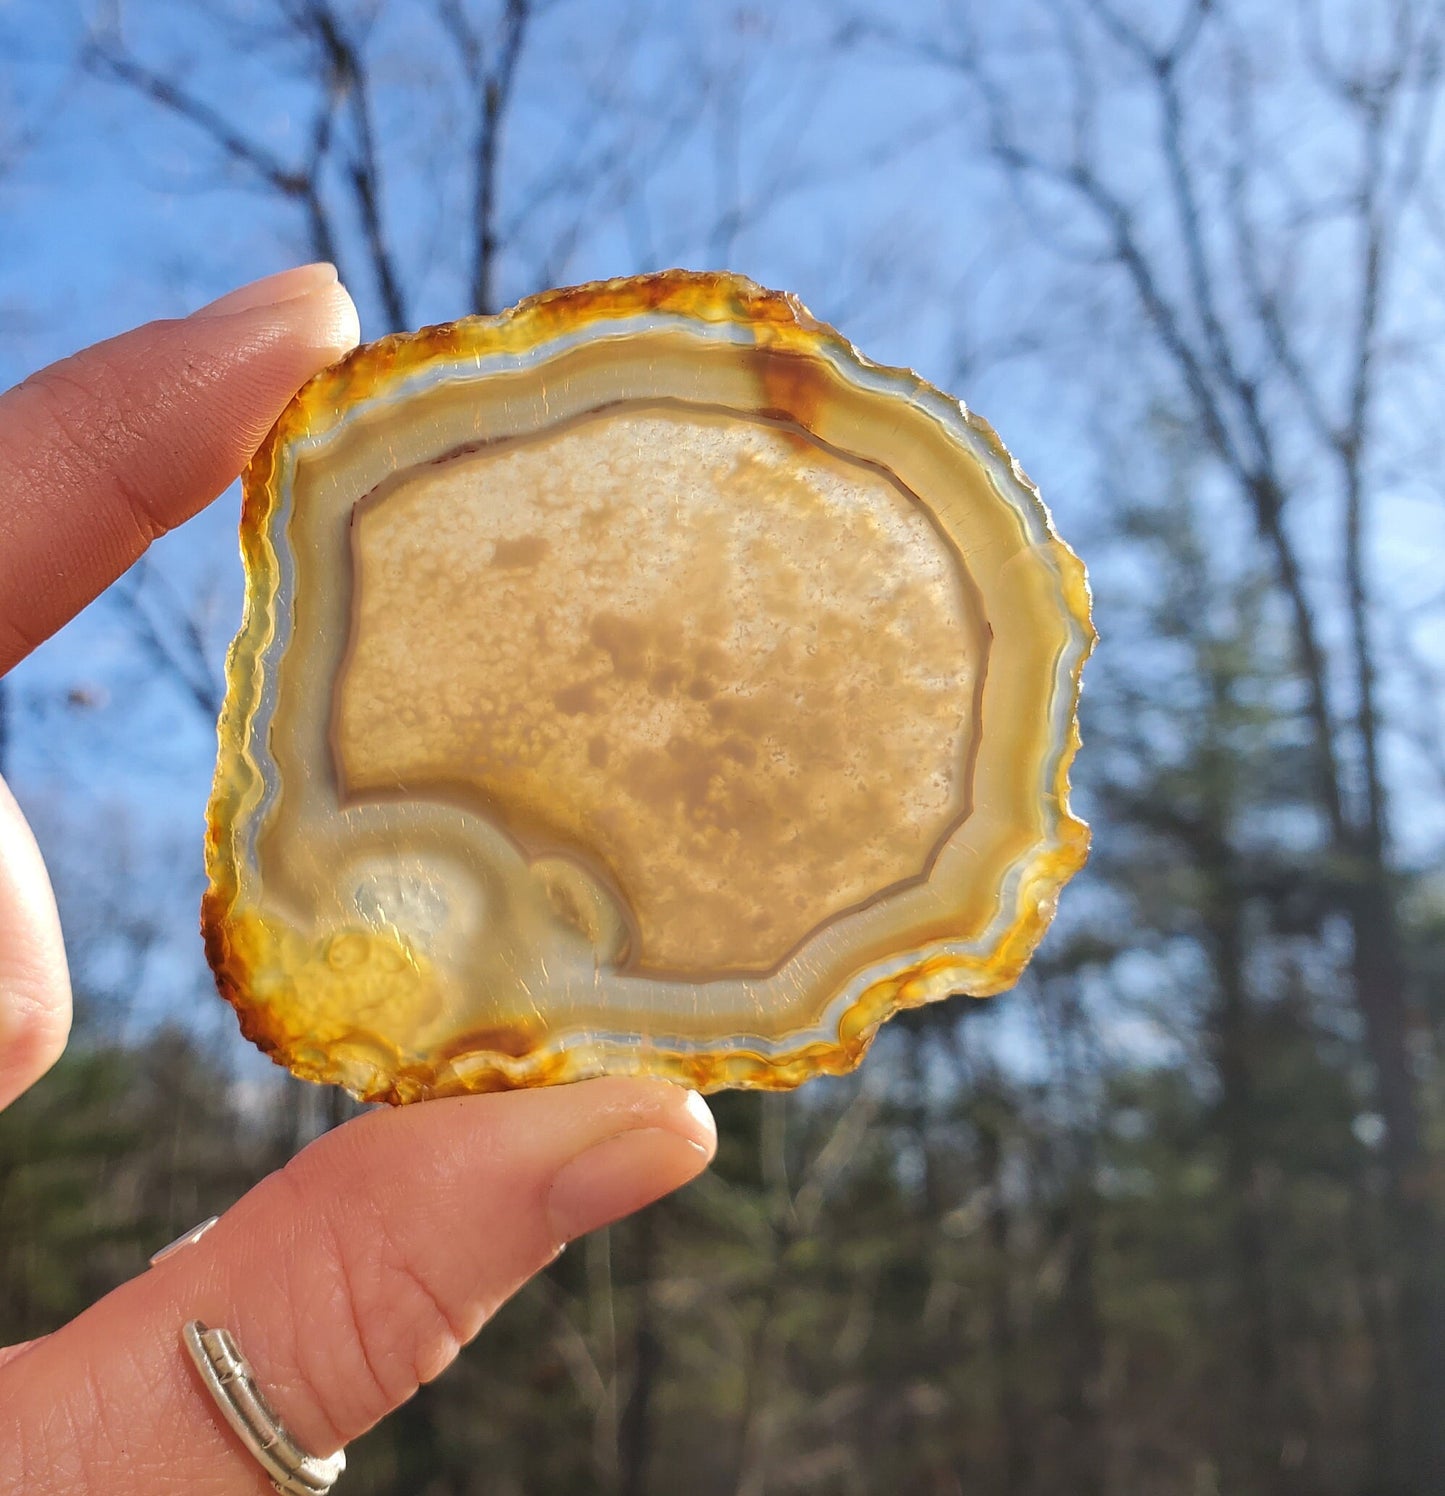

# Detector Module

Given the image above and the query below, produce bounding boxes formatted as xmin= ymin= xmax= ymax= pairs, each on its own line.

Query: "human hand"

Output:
xmin=0 ymin=264 xmax=717 ymax=1494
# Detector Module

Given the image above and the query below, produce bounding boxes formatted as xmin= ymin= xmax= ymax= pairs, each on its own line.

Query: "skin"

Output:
xmin=0 ymin=264 xmax=717 ymax=1494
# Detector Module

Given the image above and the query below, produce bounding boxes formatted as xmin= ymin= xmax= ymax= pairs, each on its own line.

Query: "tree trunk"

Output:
xmin=1057 ymin=1179 xmax=1106 ymax=1496
xmin=1207 ymin=894 xmax=1282 ymax=1495
xmin=976 ymin=1110 xmax=1030 ymax=1496
xmin=1348 ymin=869 xmax=1445 ymax=1493
xmin=617 ymin=1209 xmax=660 ymax=1496
xmin=1054 ymin=986 xmax=1107 ymax=1496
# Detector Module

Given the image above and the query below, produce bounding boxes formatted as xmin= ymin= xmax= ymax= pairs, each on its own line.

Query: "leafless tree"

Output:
xmin=86 ymin=0 xmax=521 ymax=328
xmin=72 ymin=0 xmax=734 ymax=772
xmin=854 ymin=0 xmax=1445 ymax=1485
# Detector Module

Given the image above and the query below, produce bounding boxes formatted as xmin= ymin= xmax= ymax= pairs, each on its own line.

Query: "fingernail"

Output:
xmin=287 ymin=282 xmax=363 ymax=360
xmin=548 ymin=1120 xmax=713 ymax=1243
xmin=191 ymin=263 xmax=340 ymax=318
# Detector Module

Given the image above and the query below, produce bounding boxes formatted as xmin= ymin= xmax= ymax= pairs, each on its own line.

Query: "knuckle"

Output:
xmin=19 ymin=361 xmax=115 ymax=461
xmin=338 ymin=1209 xmax=466 ymax=1398
xmin=273 ymin=1163 xmax=464 ymax=1445
xmin=271 ymin=1166 xmax=386 ymax=1446
xmin=9 ymin=357 xmax=163 ymax=542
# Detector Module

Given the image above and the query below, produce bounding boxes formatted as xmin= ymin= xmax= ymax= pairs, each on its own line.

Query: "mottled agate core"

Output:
xmin=203 ymin=271 xmax=1093 ymax=1103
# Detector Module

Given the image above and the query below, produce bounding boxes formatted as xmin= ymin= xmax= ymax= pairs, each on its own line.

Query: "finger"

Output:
xmin=0 ymin=263 xmax=360 ymax=672
xmin=0 ymin=266 xmax=359 ymax=1108
xmin=0 ymin=774 xmax=69 ymax=1111
xmin=0 ymin=1078 xmax=716 ymax=1495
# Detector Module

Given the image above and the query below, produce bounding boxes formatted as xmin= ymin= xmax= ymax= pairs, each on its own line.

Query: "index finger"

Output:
xmin=0 ymin=263 xmax=360 ymax=672
xmin=0 ymin=264 xmax=359 ymax=1112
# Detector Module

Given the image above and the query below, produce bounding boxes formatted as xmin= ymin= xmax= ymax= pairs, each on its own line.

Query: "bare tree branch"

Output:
xmin=438 ymin=0 xmax=531 ymax=314
xmin=953 ymin=2 xmax=1353 ymax=837
xmin=86 ymin=34 xmax=344 ymax=267
xmin=300 ymin=1 xmax=409 ymax=328
xmin=112 ymin=560 xmax=224 ymax=721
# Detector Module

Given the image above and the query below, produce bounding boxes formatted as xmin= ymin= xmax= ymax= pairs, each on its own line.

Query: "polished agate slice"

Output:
xmin=203 ymin=271 xmax=1093 ymax=1103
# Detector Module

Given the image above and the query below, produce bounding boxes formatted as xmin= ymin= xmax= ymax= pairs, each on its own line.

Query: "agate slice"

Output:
xmin=203 ymin=271 xmax=1093 ymax=1103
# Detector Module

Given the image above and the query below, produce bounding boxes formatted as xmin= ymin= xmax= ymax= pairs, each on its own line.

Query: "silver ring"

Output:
xmin=183 ymin=1321 xmax=346 ymax=1496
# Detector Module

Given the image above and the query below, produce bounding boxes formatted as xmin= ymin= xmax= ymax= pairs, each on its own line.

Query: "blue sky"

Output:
xmin=2 ymin=0 xmax=1440 ymax=1080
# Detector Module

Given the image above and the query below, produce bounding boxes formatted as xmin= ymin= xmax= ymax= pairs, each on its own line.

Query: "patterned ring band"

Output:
xmin=182 ymin=1321 xmax=347 ymax=1496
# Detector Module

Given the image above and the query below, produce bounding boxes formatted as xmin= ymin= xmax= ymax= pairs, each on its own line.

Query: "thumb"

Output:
xmin=0 ymin=1078 xmax=716 ymax=1494
xmin=0 ymin=775 xmax=69 ymax=1113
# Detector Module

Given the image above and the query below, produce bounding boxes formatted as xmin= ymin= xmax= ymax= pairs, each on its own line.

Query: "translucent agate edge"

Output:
xmin=202 ymin=271 xmax=1096 ymax=1102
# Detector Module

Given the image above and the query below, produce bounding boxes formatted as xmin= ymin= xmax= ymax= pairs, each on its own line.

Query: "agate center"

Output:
xmin=333 ymin=401 xmax=985 ymax=976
